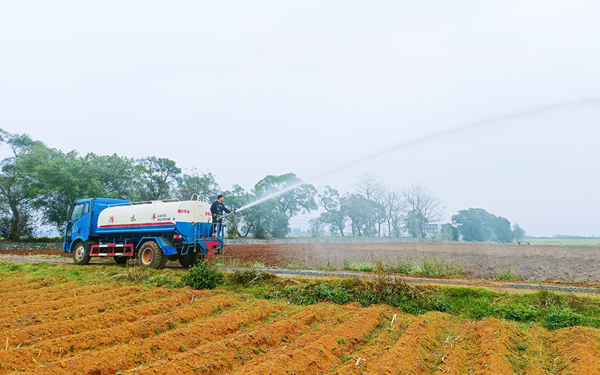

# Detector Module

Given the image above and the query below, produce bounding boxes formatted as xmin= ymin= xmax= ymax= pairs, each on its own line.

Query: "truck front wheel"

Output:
xmin=138 ymin=241 xmax=165 ymax=269
xmin=72 ymin=241 xmax=91 ymax=265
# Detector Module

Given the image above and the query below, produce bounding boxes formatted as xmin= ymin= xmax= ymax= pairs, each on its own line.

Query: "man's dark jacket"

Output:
xmin=210 ymin=200 xmax=231 ymax=219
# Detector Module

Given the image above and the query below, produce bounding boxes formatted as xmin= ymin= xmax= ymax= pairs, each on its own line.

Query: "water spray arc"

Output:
xmin=231 ymin=95 xmax=600 ymax=214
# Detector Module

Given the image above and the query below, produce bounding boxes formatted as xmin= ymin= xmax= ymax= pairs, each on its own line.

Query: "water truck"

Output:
xmin=62 ymin=197 xmax=225 ymax=269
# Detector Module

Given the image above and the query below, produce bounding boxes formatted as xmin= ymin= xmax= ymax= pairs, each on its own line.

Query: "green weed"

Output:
xmin=496 ymin=267 xmax=520 ymax=280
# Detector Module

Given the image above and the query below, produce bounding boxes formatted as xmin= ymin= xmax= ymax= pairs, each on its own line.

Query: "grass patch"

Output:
xmin=412 ymin=257 xmax=463 ymax=276
xmin=342 ymin=257 xmax=463 ymax=277
xmin=496 ymin=267 xmax=520 ymax=280
xmin=343 ymin=259 xmax=375 ymax=272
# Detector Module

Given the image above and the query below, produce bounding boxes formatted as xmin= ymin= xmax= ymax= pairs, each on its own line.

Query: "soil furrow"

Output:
xmin=430 ymin=320 xmax=478 ymax=375
xmin=2 ymin=289 xmax=205 ymax=346
xmin=1 ymin=283 xmax=115 ymax=308
xmin=0 ymin=277 xmax=49 ymax=293
xmin=139 ymin=302 xmax=352 ymax=375
xmin=468 ymin=319 xmax=518 ymax=374
xmin=123 ymin=302 xmax=352 ymax=375
xmin=332 ymin=309 xmax=416 ymax=374
xmin=231 ymin=303 xmax=360 ymax=374
xmin=0 ymin=280 xmax=80 ymax=300
xmin=0 ymin=285 xmax=144 ymax=319
xmin=241 ymin=305 xmax=386 ymax=375
xmin=366 ymin=311 xmax=462 ymax=374
xmin=552 ymin=326 xmax=600 ymax=374
xmin=30 ymin=298 xmax=282 ymax=375
xmin=0 ymin=291 xmax=235 ymax=374
xmin=0 ymin=286 xmax=170 ymax=331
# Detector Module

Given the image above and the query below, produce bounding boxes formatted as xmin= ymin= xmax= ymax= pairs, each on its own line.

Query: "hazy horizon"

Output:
xmin=1 ymin=1 xmax=599 ymax=236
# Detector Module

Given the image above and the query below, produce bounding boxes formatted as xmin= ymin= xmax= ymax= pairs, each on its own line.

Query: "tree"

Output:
xmin=138 ymin=157 xmax=181 ymax=200
xmin=451 ymin=208 xmax=493 ymax=242
xmin=308 ymin=217 xmax=325 ymax=237
xmin=440 ymin=223 xmax=459 ymax=241
xmin=221 ymin=184 xmax=251 ymax=238
xmin=452 ymin=208 xmax=516 ymax=243
xmin=488 ymin=215 xmax=513 ymax=243
xmin=237 ymin=183 xmax=292 ymax=239
xmin=176 ymin=169 xmax=219 ymax=201
xmin=341 ymin=194 xmax=384 ymax=237
xmin=382 ymin=188 xmax=404 ymax=237
xmin=0 ymin=130 xmax=38 ymax=239
xmin=353 ymin=172 xmax=388 ymax=236
xmin=404 ymin=210 xmax=427 ymax=238
xmin=353 ymin=172 xmax=385 ymax=201
xmin=239 ymin=197 xmax=288 ymax=239
xmin=82 ymin=153 xmax=144 ymax=200
xmin=255 ymin=173 xmax=317 ymax=217
xmin=512 ymin=223 xmax=526 ymax=240
xmin=402 ymin=184 xmax=446 ymax=240
xmin=317 ymin=186 xmax=346 ymax=236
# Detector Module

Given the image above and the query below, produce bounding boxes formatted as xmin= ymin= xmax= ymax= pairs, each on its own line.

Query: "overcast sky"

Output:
xmin=1 ymin=1 xmax=599 ymax=236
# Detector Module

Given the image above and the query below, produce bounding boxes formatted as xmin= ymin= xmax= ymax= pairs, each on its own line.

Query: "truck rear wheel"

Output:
xmin=138 ymin=241 xmax=165 ymax=269
xmin=72 ymin=241 xmax=91 ymax=265
xmin=113 ymin=256 xmax=128 ymax=265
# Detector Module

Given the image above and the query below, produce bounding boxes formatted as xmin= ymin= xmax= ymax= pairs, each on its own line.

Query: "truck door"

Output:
xmin=70 ymin=201 xmax=91 ymax=240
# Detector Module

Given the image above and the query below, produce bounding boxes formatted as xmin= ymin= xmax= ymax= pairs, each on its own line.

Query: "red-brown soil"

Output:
xmin=222 ymin=242 xmax=600 ymax=282
xmin=0 ymin=278 xmax=599 ymax=374
xmin=3 ymin=241 xmax=600 ymax=282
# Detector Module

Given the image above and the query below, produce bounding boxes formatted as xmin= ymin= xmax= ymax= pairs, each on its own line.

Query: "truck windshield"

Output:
xmin=70 ymin=202 xmax=89 ymax=222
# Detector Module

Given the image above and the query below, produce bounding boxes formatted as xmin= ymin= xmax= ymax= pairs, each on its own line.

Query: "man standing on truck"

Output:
xmin=209 ymin=195 xmax=232 ymax=238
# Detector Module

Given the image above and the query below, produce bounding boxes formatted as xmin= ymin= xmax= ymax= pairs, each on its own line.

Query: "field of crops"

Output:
xmin=525 ymin=238 xmax=600 ymax=247
xmin=2 ymin=269 xmax=600 ymax=374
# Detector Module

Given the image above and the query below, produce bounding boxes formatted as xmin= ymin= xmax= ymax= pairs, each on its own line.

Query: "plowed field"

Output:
xmin=1 ymin=277 xmax=599 ymax=374
xmin=4 ymin=241 xmax=600 ymax=282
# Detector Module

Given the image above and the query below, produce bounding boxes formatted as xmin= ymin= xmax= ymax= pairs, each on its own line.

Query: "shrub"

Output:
xmin=542 ymin=307 xmax=582 ymax=330
xmin=182 ymin=262 xmax=224 ymax=290
xmin=499 ymin=305 xmax=536 ymax=322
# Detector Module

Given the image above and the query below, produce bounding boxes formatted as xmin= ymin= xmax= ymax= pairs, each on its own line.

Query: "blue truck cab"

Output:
xmin=63 ymin=198 xmax=224 ymax=269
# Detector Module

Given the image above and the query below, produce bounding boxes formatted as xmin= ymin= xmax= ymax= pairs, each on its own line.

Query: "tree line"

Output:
xmin=0 ymin=129 xmax=525 ymax=241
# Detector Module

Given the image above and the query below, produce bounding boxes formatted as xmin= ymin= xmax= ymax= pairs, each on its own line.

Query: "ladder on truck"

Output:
xmin=90 ymin=244 xmax=134 ymax=257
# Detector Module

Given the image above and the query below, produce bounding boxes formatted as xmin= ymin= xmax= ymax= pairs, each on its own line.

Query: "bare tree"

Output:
xmin=383 ymin=187 xmax=404 ymax=237
xmin=308 ymin=217 xmax=325 ymax=237
xmin=353 ymin=172 xmax=385 ymax=201
xmin=402 ymin=184 xmax=446 ymax=240
xmin=353 ymin=172 xmax=388 ymax=236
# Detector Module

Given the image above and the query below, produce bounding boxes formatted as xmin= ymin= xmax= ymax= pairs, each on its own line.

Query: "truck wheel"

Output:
xmin=138 ymin=241 xmax=165 ymax=269
xmin=179 ymin=251 xmax=204 ymax=268
xmin=72 ymin=241 xmax=91 ymax=265
xmin=113 ymin=256 xmax=128 ymax=265
xmin=159 ymin=252 xmax=169 ymax=269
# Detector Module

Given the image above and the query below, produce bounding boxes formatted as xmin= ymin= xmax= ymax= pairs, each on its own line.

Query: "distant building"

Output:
xmin=422 ymin=224 xmax=440 ymax=234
